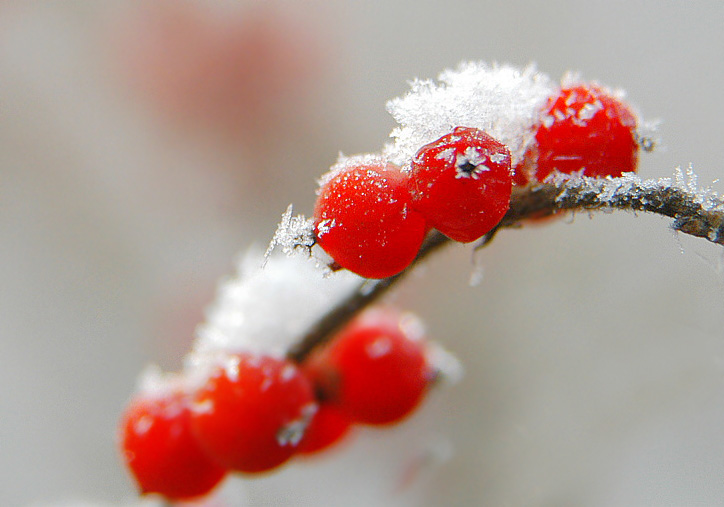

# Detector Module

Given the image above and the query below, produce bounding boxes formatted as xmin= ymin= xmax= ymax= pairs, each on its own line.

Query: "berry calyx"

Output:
xmin=297 ymin=403 xmax=353 ymax=455
xmin=190 ymin=353 xmax=316 ymax=473
xmin=119 ymin=388 xmax=227 ymax=501
xmin=313 ymin=157 xmax=428 ymax=279
xmin=409 ymin=127 xmax=512 ymax=243
xmin=517 ymin=83 xmax=639 ymax=184
xmin=306 ymin=307 xmax=432 ymax=425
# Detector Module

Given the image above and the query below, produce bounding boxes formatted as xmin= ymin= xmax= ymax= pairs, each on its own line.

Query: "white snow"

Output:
xmin=185 ymin=247 xmax=361 ymax=379
xmin=136 ymin=364 xmax=189 ymax=398
xmin=384 ymin=61 xmax=556 ymax=169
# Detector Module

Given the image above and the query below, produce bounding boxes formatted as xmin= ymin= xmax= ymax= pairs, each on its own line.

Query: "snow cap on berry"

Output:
xmin=558 ymin=72 xmax=636 ymax=125
xmin=559 ymin=71 xmax=656 ymax=148
xmin=135 ymin=364 xmax=190 ymax=399
xmin=317 ymin=152 xmax=391 ymax=189
xmin=384 ymin=62 xmax=555 ymax=168
xmin=560 ymin=71 xmax=623 ymax=98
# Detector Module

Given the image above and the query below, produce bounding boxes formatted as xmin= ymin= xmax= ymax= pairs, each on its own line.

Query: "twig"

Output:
xmin=288 ymin=230 xmax=450 ymax=361
xmin=288 ymin=173 xmax=724 ymax=362
xmin=505 ymin=175 xmax=724 ymax=244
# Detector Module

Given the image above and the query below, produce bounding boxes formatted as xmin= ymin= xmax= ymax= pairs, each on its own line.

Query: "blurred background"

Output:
xmin=1 ymin=1 xmax=723 ymax=505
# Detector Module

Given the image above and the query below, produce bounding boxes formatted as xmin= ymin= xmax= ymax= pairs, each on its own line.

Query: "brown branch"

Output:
xmin=505 ymin=176 xmax=724 ymax=244
xmin=287 ymin=230 xmax=450 ymax=361
xmin=288 ymin=173 xmax=724 ymax=362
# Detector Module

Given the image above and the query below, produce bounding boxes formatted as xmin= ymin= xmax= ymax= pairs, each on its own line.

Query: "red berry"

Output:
xmin=119 ymin=388 xmax=227 ymax=500
xmin=520 ymin=83 xmax=638 ymax=184
xmin=297 ymin=403 xmax=352 ymax=455
xmin=306 ymin=307 xmax=431 ymax=425
xmin=313 ymin=158 xmax=428 ymax=279
xmin=409 ymin=127 xmax=512 ymax=243
xmin=190 ymin=353 xmax=317 ymax=473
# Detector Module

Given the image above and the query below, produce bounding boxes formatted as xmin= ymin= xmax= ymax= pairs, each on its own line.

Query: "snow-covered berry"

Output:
xmin=516 ymin=83 xmax=639 ymax=184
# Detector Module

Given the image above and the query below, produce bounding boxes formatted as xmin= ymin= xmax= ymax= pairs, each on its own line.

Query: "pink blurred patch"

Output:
xmin=113 ymin=2 xmax=326 ymax=139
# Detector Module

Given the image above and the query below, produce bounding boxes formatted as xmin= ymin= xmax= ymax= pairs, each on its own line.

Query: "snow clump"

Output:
xmin=384 ymin=61 xmax=556 ymax=168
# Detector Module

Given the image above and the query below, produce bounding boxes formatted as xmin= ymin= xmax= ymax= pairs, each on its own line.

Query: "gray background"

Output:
xmin=1 ymin=1 xmax=723 ymax=505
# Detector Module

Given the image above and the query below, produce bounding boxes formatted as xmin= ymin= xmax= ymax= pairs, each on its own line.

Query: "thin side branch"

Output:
xmin=289 ymin=173 xmax=724 ymax=362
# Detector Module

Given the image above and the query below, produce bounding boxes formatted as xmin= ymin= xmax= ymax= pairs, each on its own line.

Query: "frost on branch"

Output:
xmin=553 ymin=168 xmax=724 ymax=244
xmin=502 ymin=169 xmax=724 ymax=246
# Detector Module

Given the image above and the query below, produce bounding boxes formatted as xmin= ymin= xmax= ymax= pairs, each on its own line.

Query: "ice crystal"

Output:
xmin=670 ymin=165 xmax=724 ymax=211
xmin=264 ymin=204 xmax=315 ymax=260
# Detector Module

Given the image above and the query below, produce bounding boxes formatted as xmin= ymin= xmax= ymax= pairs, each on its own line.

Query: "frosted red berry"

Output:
xmin=190 ymin=353 xmax=317 ymax=473
xmin=297 ymin=403 xmax=352 ymax=455
xmin=313 ymin=159 xmax=428 ymax=279
xmin=409 ymin=127 xmax=512 ymax=243
xmin=119 ymin=389 xmax=227 ymax=500
xmin=521 ymin=83 xmax=639 ymax=184
xmin=306 ymin=307 xmax=431 ymax=425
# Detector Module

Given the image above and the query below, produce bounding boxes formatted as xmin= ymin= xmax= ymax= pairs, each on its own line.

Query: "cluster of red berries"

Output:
xmin=314 ymin=127 xmax=513 ymax=278
xmin=119 ymin=74 xmax=643 ymax=502
xmin=313 ymin=82 xmax=640 ymax=279
xmin=119 ymin=307 xmax=437 ymax=501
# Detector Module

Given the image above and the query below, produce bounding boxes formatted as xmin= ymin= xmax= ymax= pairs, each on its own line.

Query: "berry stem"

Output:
xmin=289 ymin=173 xmax=724 ymax=363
